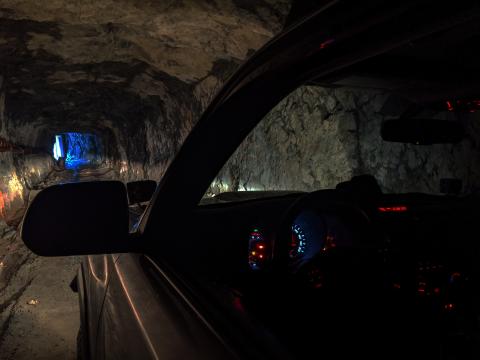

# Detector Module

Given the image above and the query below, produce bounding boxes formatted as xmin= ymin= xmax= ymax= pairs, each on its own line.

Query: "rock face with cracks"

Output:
xmin=208 ymin=86 xmax=480 ymax=196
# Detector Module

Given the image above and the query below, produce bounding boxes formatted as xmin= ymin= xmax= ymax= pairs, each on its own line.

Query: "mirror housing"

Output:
xmin=21 ymin=181 xmax=132 ymax=256
xmin=381 ymin=119 xmax=464 ymax=145
xmin=127 ymin=180 xmax=157 ymax=205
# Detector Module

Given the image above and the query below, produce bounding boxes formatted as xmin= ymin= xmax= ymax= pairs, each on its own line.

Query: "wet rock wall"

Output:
xmin=1 ymin=77 xmax=54 ymax=224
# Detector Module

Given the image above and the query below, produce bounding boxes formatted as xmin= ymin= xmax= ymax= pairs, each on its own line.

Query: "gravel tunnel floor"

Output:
xmin=0 ymin=166 xmax=116 ymax=359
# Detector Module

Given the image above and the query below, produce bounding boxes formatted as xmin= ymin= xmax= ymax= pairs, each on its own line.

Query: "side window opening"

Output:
xmin=202 ymin=85 xmax=480 ymax=203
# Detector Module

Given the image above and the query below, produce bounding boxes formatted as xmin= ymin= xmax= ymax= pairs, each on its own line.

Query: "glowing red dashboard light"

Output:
xmin=445 ymin=99 xmax=480 ymax=112
xmin=248 ymin=228 xmax=269 ymax=270
xmin=446 ymin=100 xmax=454 ymax=111
xmin=378 ymin=206 xmax=408 ymax=212
xmin=445 ymin=303 xmax=455 ymax=311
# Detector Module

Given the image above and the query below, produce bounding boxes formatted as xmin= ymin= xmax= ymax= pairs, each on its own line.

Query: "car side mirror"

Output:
xmin=126 ymin=180 xmax=157 ymax=205
xmin=21 ymin=181 xmax=134 ymax=256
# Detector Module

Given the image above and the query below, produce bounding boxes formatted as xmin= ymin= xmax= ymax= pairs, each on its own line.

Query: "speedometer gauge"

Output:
xmin=290 ymin=223 xmax=307 ymax=258
xmin=289 ymin=211 xmax=328 ymax=265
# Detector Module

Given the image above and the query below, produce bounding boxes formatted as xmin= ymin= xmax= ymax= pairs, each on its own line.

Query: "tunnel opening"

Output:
xmin=52 ymin=132 xmax=104 ymax=170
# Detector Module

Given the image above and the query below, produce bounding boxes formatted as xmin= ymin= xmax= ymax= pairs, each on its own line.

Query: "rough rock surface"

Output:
xmin=0 ymin=0 xmax=291 ymax=222
xmin=208 ymin=86 xmax=480 ymax=195
xmin=0 ymin=150 xmax=53 ymax=225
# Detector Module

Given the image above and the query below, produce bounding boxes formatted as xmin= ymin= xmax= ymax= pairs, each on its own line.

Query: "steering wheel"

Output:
xmin=272 ymin=189 xmax=384 ymax=292
xmin=263 ymin=189 xmax=390 ymax=354
xmin=268 ymin=188 xmax=480 ymax=357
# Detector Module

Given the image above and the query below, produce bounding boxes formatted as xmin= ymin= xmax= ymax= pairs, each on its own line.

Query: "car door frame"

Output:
xmin=139 ymin=0 xmax=480 ymax=239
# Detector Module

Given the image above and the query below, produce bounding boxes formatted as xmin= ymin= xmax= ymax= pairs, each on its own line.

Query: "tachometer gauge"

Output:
xmin=290 ymin=223 xmax=307 ymax=259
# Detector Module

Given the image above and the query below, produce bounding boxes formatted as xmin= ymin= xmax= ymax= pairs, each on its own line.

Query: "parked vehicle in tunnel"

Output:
xmin=21 ymin=1 xmax=480 ymax=359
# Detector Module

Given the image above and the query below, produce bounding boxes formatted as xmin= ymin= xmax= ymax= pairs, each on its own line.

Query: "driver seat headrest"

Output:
xmin=336 ymin=174 xmax=382 ymax=198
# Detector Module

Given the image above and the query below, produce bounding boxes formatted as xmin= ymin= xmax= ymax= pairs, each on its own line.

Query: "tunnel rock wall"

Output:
xmin=208 ymin=86 xmax=480 ymax=196
xmin=0 ymin=0 xmax=293 ymax=231
xmin=0 ymin=1 xmax=291 ymax=185
xmin=0 ymin=152 xmax=54 ymax=224
xmin=111 ymin=69 xmax=203 ymax=182
xmin=0 ymin=77 xmax=54 ymax=225
xmin=116 ymin=58 xmax=248 ymax=181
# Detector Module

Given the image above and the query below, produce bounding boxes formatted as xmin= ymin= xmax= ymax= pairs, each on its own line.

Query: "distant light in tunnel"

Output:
xmin=53 ymin=132 xmax=102 ymax=170
xmin=53 ymin=135 xmax=64 ymax=160
xmin=65 ymin=133 xmax=90 ymax=169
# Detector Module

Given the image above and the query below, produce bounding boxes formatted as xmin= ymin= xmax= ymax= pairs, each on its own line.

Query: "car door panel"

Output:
xmin=82 ymin=254 xmax=118 ymax=358
xmin=97 ymin=253 xmax=233 ymax=359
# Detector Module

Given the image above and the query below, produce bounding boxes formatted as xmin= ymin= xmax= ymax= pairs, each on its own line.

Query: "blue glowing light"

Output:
xmin=53 ymin=135 xmax=64 ymax=160
xmin=53 ymin=132 xmax=102 ymax=169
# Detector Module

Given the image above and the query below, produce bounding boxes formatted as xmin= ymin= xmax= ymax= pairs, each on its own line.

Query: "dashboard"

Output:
xmin=184 ymin=187 xmax=480 ymax=358
xmin=243 ymin=191 xmax=480 ymax=344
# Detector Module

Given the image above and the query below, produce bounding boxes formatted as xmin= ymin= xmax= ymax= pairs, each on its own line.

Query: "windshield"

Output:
xmin=203 ymin=85 xmax=480 ymax=203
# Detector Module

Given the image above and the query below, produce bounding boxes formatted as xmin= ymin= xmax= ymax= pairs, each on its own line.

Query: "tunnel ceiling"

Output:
xmin=0 ymin=0 xmax=290 ymax=146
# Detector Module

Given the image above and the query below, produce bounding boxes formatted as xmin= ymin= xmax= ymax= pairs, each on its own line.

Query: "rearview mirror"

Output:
xmin=21 ymin=181 xmax=133 ymax=256
xmin=381 ymin=119 xmax=464 ymax=145
xmin=126 ymin=180 xmax=157 ymax=205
